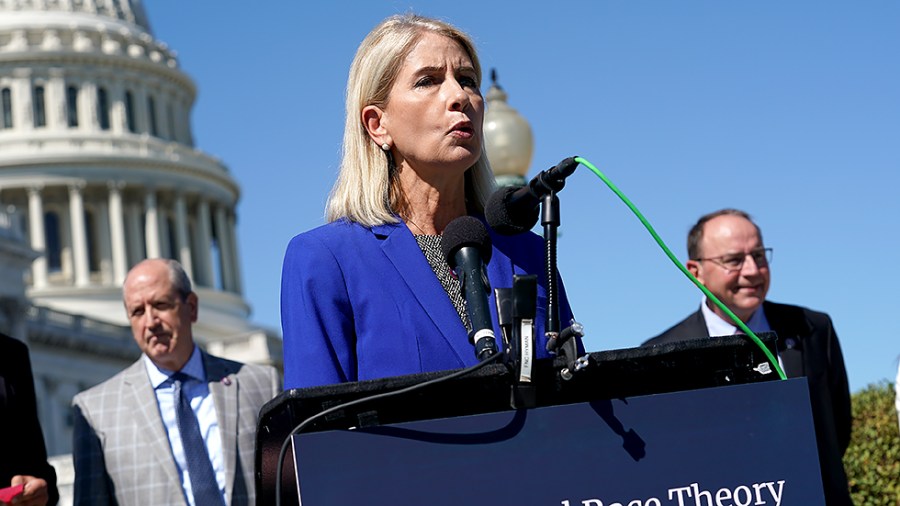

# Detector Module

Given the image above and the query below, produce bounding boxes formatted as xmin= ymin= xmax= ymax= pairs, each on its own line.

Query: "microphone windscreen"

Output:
xmin=485 ymin=186 xmax=539 ymax=236
xmin=441 ymin=216 xmax=493 ymax=267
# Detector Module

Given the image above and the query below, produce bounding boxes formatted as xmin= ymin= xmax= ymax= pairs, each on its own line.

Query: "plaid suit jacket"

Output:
xmin=72 ymin=351 xmax=280 ymax=506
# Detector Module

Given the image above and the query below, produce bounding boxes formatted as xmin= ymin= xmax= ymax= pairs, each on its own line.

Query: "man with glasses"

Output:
xmin=644 ymin=208 xmax=852 ymax=506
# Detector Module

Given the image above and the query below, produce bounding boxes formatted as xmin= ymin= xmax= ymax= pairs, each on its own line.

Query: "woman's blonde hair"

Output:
xmin=325 ymin=14 xmax=495 ymax=225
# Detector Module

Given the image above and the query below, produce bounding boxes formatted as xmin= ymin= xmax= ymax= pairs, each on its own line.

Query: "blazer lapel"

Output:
xmin=204 ymin=353 xmax=238 ymax=503
xmin=688 ymin=310 xmax=711 ymax=338
xmin=373 ymin=222 xmax=472 ymax=362
xmin=483 ymin=234 xmax=514 ymax=350
xmin=763 ymin=302 xmax=807 ymax=377
xmin=122 ymin=361 xmax=183 ymax=493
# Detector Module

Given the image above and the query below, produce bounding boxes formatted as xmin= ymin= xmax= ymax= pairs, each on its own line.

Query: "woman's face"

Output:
xmin=374 ymin=32 xmax=484 ymax=179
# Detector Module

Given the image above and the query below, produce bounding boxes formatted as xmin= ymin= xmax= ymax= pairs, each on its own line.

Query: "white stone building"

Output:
xmin=0 ymin=1 xmax=282 ymax=501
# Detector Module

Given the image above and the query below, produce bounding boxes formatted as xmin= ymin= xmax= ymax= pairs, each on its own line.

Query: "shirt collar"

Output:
xmin=144 ymin=345 xmax=205 ymax=389
xmin=701 ymin=297 xmax=771 ymax=337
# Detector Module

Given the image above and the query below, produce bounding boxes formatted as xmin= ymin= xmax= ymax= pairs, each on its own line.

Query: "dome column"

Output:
xmin=143 ymin=188 xmax=160 ymax=258
xmin=173 ymin=192 xmax=193 ymax=280
xmin=82 ymin=80 xmax=99 ymax=131
xmin=135 ymin=84 xmax=149 ymax=134
xmin=11 ymin=69 xmax=31 ymax=130
xmin=195 ymin=199 xmax=215 ymax=287
xmin=214 ymin=204 xmax=235 ymax=291
xmin=27 ymin=186 xmax=48 ymax=289
xmin=158 ymin=204 xmax=171 ymax=259
xmin=107 ymin=181 xmax=127 ymax=284
xmin=227 ymin=211 xmax=242 ymax=294
xmin=125 ymin=200 xmax=143 ymax=267
xmin=47 ymin=69 xmax=66 ymax=130
xmin=94 ymin=198 xmax=113 ymax=284
xmin=68 ymin=183 xmax=89 ymax=287
xmin=70 ymin=76 xmax=85 ymax=130
xmin=109 ymin=79 xmax=126 ymax=135
xmin=181 ymin=97 xmax=193 ymax=146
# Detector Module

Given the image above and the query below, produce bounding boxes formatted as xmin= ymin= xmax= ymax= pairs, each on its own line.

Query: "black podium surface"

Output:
xmin=291 ymin=379 xmax=824 ymax=505
xmin=257 ymin=335 xmax=785 ymax=505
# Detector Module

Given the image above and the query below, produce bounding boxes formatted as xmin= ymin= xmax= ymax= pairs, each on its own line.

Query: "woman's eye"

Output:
xmin=458 ymin=76 xmax=478 ymax=88
xmin=415 ymin=76 xmax=435 ymax=87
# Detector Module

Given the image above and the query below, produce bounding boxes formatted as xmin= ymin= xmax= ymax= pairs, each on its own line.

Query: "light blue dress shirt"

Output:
xmin=700 ymin=297 xmax=782 ymax=370
xmin=144 ymin=346 xmax=226 ymax=506
xmin=700 ymin=296 xmax=771 ymax=337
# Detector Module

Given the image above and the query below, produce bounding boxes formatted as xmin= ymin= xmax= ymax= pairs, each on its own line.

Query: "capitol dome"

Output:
xmin=0 ymin=0 xmax=279 ymax=378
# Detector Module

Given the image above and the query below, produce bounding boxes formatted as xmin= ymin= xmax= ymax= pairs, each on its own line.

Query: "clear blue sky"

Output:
xmin=147 ymin=1 xmax=899 ymax=393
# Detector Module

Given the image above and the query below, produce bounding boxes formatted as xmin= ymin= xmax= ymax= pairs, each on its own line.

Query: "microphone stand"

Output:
xmin=542 ymin=192 xmax=562 ymax=339
xmin=535 ymin=169 xmax=589 ymax=381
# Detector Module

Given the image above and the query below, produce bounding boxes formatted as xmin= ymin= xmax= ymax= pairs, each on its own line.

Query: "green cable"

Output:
xmin=573 ymin=156 xmax=787 ymax=380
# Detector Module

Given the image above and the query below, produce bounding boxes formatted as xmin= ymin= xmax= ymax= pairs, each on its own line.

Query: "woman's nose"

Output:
xmin=447 ymin=80 xmax=470 ymax=111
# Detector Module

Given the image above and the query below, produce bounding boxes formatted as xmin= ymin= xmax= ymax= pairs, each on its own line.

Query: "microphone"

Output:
xmin=485 ymin=156 xmax=579 ymax=235
xmin=441 ymin=216 xmax=498 ymax=360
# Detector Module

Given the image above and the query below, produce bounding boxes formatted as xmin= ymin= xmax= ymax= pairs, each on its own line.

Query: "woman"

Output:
xmin=281 ymin=14 xmax=576 ymax=389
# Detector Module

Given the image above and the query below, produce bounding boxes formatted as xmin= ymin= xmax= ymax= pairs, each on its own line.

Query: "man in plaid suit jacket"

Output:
xmin=72 ymin=259 xmax=280 ymax=506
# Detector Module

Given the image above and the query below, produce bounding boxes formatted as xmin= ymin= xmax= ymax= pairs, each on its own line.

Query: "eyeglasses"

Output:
xmin=693 ymin=247 xmax=772 ymax=272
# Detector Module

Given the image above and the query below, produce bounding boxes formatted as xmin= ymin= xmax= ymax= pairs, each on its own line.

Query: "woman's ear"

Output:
xmin=362 ymin=105 xmax=390 ymax=147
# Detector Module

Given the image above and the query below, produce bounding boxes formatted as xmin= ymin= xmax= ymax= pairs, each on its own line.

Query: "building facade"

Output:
xmin=0 ymin=4 xmax=281 ymax=496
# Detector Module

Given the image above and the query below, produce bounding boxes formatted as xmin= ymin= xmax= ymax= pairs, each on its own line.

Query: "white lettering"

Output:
xmin=714 ymin=487 xmax=732 ymax=506
xmin=751 ymin=483 xmax=766 ymax=505
xmin=664 ymin=480 xmax=787 ymax=506
xmin=766 ymin=480 xmax=785 ymax=506
xmin=692 ymin=483 xmax=714 ymax=506
xmin=669 ymin=485 xmax=692 ymax=506
xmin=733 ymin=486 xmax=752 ymax=506
xmin=562 ymin=495 xmax=666 ymax=506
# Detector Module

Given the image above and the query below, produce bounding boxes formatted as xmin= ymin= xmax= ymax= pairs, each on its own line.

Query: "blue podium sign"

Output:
xmin=292 ymin=378 xmax=824 ymax=505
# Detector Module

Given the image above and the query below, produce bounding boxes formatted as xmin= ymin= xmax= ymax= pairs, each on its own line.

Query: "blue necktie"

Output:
xmin=172 ymin=372 xmax=225 ymax=506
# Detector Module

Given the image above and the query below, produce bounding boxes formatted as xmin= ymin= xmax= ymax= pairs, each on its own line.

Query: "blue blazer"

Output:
xmin=281 ymin=219 xmax=575 ymax=389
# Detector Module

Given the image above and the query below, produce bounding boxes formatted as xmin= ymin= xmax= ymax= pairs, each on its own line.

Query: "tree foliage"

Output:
xmin=844 ymin=381 xmax=899 ymax=505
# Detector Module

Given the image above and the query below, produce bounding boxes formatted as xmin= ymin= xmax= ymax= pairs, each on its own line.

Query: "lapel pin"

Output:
xmin=222 ymin=377 xmax=232 ymax=386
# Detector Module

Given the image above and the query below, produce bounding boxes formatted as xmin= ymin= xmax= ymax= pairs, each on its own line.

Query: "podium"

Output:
xmin=256 ymin=335 xmax=826 ymax=505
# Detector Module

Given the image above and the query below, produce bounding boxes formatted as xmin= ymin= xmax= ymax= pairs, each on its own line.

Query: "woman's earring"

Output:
xmin=381 ymin=143 xmax=390 ymax=151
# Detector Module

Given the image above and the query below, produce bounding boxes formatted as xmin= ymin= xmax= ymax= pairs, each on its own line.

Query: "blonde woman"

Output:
xmin=281 ymin=14 xmax=575 ymax=388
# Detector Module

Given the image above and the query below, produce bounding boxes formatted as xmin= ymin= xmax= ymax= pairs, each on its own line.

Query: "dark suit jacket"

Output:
xmin=644 ymin=301 xmax=852 ymax=506
xmin=281 ymin=218 xmax=575 ymax=389
xmin=0 ymin=333 xmax=58 ymax=505
xmin=72 ymin=351 xmax=280 ymax=506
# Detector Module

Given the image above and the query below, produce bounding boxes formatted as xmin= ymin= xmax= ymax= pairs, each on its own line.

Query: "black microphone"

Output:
xmin=485 ymin=156 xmax=579 ymax=235
xmin=441 ymin=216 xmax=498 ymax=360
